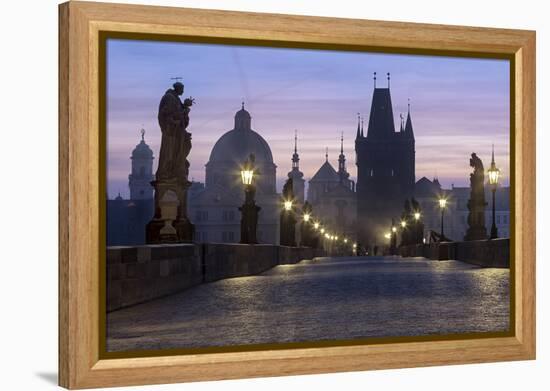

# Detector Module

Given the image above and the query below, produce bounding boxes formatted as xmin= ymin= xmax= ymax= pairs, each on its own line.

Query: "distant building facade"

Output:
xmin=188 ymin=104 xmax=280 ymax=244
xmin=414 ymin=177 xmax=510 ymax=241
xmin=355 ymin=75 xmax=415 ymax=246
xmin=307 ymin=138 xmax=356 ymax=240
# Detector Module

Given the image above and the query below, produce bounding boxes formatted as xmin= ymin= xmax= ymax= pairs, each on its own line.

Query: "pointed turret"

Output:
xmin=404 ymin=99 xmax=414 ymax=138
xmin=355 ymin=113 xmax=361 ymax=140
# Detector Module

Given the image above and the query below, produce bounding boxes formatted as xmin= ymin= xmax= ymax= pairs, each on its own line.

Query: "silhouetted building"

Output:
xmin=355 ymin=74 xmax=415 ymax=245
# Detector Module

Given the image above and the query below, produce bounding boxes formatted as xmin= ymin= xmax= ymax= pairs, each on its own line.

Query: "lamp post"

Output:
xmin=438 ymin=198 xmax=447 ymax=239
xmin=300 ymin=201 xmax=313 ymax=247
xmin=488 ymin=145 xmax=500 ymax=239
xmin=390 ymin=220 xmax=397 ymax=255
xmin=239 ymin=156 xmax=260 ymax=244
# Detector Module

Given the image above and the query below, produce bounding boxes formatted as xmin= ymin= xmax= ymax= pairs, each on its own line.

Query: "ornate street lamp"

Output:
xmin=413 ymin=212 xmax=421 ymax=221
xmin=239 ymin=155 xmax=260 ymax=244
xmin=488 ymin=145 xmax=500 ymax=239
xmin=314 ymin=222 xmax=320 ymax=230
xmin=438 ymin=197 xmax=447 ymax=238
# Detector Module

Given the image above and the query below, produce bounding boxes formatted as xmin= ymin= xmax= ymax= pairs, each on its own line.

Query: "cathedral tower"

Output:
xmin=129 ymin=129 xmax=155 ymax=200
xmin=355 ymin=73 xmax=415 ymax=245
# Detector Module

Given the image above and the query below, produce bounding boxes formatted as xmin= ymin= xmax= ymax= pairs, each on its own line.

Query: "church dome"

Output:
xmin=208 ymin=105 xmax=273 ymax=164
xmin=131 ymin=129 xmax=154 ymax=159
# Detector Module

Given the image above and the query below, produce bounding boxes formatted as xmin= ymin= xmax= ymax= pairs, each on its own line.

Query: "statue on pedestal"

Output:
xmin=464 ymin=153 xmax=488 ymax=241
xmin=280 ymin=178 xmax=297 ymax=247
xmin=146 ymin=81 xmax=195 ymax=243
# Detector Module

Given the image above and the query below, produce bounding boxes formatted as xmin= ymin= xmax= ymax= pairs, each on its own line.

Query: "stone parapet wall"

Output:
xmin=107 ymin=243 xmax=325 ymax=311
xmin=107 ymin=244 xmax=201 ymax=312
xmin=398 ymin=238 xmax=510 ymax=268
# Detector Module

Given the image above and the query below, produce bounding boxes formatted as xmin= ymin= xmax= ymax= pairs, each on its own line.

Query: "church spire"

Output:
xmin=338 ymin=132 xmax=347 ymax=183
xmin=325 ymin=147 xmax=329 ymax=162
xmin=292 ymin=129 xmax=300 ymax=169
xmin=360 ymin=116 xmax=364 ymax=137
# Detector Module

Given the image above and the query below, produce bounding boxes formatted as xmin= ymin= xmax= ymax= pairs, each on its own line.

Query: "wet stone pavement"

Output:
xmin=107 ymin=256 xmax=510 ymax=352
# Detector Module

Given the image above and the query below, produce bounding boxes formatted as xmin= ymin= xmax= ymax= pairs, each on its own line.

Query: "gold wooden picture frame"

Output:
xmin=59 ymin=1 xmax=536 ymax=389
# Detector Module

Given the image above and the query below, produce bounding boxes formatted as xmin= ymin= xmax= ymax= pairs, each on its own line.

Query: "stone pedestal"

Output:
xmin=239 ymin=202 xmax=261 ymax=244
xmin=280 ymin=212 xmax=297 ymax=247
xmin=146 ymin=179 xmax=194 ymax=244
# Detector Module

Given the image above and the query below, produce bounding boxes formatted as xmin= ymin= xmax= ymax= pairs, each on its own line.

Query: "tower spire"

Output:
xmin=356 ymin=112 xmax=361 ymax=139
xmin=373 ymin=72 xmax=377 ymax=88
xmin=404 ymin=98 xmax=414 ymax=139
xmin=292 ymin=130 xmax=300 ymax=170
xmin=325 ymin=147 xmax=328 ymax=162
xmin=141 ymin=127 xmax=145 ymax=141
xmin=360 ymin=116 xmax=364 ymax=137
xmin=387 ymin=72 xmax=391 ymax=88
xmin=338 ymin=132 xmax=347 ymax=183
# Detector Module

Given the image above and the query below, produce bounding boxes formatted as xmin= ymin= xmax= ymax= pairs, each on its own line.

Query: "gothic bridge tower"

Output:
xmin=355 ymin=73 xmax=415 ymax=246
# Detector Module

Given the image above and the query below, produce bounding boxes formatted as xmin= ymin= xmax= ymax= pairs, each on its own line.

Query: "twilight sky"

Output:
xmin=106 ymin=39 xmax=510 ymax=199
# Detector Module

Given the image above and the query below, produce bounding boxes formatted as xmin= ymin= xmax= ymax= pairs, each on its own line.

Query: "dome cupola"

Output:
xmin=234 ymin=102 xmax=252 ymax=130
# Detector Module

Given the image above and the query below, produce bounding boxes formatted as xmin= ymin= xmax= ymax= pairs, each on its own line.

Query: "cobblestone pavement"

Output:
xmin=107 ymin=256 xmax=509 ymax=352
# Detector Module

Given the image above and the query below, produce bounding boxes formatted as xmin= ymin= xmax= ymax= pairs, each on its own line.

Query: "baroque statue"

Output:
xmin=464 ymin=152 xmax=488 ymax=241
xmin=146 ymin=81 xmax=195 ymax=243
